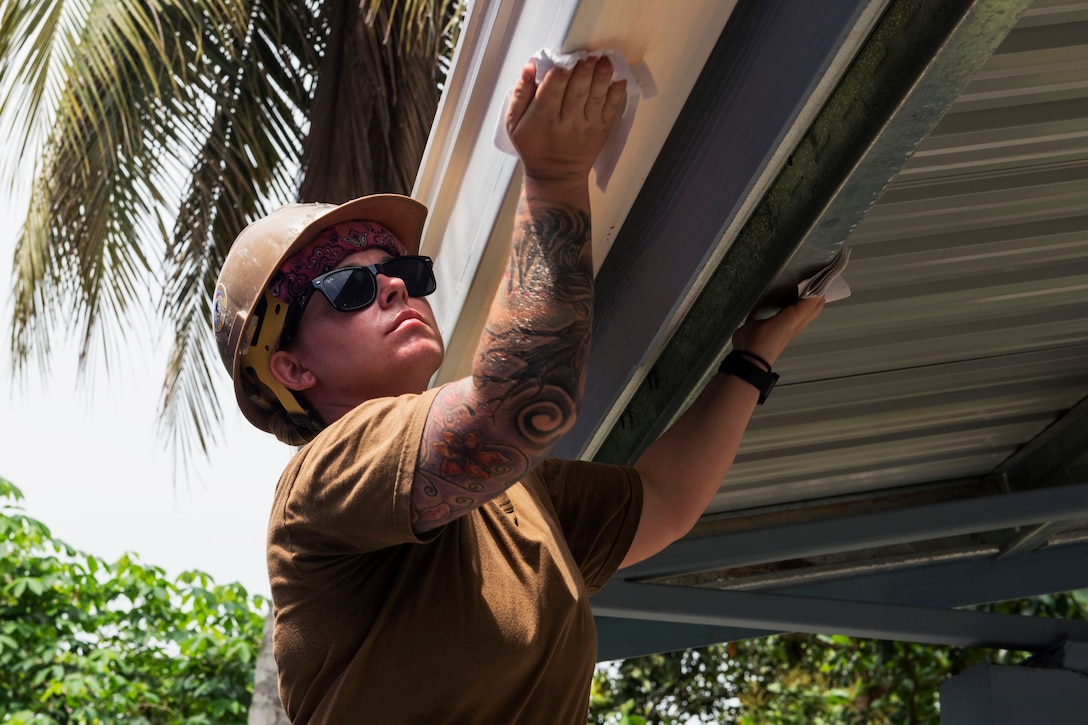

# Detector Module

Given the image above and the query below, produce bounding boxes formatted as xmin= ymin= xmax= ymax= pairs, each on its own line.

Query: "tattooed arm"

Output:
xmin=410 ymin=56 xmax=627 ymax=532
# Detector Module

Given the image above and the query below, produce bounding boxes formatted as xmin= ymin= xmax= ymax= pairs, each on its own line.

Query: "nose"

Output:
xmin=376 ymin=272 xmax=410 ymax=307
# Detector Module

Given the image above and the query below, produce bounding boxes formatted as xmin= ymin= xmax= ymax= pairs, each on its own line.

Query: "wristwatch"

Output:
xmin=718 ymin=351 xmax=779 ymax=405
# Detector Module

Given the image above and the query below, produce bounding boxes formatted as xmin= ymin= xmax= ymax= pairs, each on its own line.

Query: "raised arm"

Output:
xmin=410 ymin=56 xmax=627 ymax=532
xmin=622 ymin=296 xmax=825 ymax=567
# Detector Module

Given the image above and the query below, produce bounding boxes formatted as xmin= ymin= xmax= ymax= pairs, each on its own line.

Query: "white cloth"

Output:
xmin=798 ymin=247 xmax=852 ymax=302
xmin=494 ymin=48 xmax=657 ymax=191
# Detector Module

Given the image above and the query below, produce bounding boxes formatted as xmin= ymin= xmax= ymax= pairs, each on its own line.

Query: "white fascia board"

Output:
xmin=412 ymin=0 xmax=739 ymax=384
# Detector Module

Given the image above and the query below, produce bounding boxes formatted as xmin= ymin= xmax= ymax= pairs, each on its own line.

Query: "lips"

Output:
xmin=389 ymin=308 xmax=426 ymax=334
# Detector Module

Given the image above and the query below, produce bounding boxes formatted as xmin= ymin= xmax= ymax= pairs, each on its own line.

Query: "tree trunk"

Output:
xmin=298 ymin=0 xmax=440 ymax=203
xmin=248 ymin=613 xmax=290 ymax=725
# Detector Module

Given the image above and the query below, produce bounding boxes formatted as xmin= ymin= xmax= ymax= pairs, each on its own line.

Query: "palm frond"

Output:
xmin=0 ymin=0 xmax=86 ymax=169
xmin=6 ymin=0 xmax=200 ymax=373
xmin=364 ymin=0 xmax=465 ymax=58
xmin=157 ymin=0 xmax=318 ymax=458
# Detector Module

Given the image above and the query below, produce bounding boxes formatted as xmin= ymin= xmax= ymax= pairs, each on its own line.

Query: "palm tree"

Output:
xmin=1 ymin=0 xmax=461 ymax=455
xmin=0 ymin=1 xmax=463 ymax=719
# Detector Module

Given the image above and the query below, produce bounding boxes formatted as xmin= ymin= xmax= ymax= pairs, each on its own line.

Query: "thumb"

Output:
xmin=505 ymin=61 xmax=538 ymax=137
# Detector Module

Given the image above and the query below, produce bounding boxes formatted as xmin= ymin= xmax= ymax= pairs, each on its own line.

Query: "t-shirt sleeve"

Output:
xmin=274 ymin=387 xmax=442 ymax=557
xmin=532 ymin=458 xmax=643 ymax=594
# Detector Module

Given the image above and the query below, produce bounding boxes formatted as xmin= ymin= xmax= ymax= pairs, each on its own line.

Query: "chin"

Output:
xmin=397 ymin=344 xmax=445 ymax=389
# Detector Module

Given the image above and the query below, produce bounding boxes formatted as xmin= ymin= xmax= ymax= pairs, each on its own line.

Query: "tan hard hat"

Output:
xmin=211 ymin=194 xmax=428 ymax=438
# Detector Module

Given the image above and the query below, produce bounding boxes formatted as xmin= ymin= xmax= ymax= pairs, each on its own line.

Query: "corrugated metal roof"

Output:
xmin=726 ymin=0 xmax=1088 ymax=513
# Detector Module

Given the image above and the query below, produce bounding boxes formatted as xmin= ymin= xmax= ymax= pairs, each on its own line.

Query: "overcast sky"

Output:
xmin=1 ymin=197 xmax=289 ymax=600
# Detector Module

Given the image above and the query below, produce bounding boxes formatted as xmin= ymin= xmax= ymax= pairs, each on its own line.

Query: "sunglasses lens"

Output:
xmin=311 ymin=257 xmax=436 ymax=313
xmin=321 ymin=267 xmax=378 ymax=311
xmin=384 ymin=256 xmax=437 ymax=297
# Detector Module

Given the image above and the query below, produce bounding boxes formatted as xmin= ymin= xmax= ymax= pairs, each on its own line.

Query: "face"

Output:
xmin=273 ymin=246 xmax=445 ymax=414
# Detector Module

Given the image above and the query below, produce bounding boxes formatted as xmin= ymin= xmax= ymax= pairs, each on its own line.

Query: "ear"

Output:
xmin=268 ymin=349 xmax=317 ymax=392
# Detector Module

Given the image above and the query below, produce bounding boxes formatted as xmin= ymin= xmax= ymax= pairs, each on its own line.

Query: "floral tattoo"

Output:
xmin=411 ymin=198 xmax=593 ymax=530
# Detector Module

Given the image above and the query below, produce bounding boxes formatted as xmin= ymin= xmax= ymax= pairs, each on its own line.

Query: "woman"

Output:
xmin=212 ymin=54 xmax=823 ymax=723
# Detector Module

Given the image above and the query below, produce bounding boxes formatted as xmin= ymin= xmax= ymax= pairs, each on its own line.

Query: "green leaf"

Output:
xmin=0 ymin=478 xmax=265 ymax=721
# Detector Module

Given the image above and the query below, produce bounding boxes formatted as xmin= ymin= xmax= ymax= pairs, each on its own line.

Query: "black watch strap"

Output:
xmin=718 ymin=351 xmax=779 ymax=404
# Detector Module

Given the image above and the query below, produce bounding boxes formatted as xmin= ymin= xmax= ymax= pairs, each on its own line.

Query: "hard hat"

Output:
xmin=211 ymin=194 xmax=428 ymax=439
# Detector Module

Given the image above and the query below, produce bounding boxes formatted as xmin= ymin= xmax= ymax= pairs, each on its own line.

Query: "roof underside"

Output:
xmin=417 ymin=0 xmax=1088 ymax=661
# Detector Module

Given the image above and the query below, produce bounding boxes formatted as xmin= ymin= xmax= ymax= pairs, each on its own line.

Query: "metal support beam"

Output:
xmin=998 ymin=521 xmax=1064 ymax=559
xmin=984 ymin=394 xmax=1088 ymax=490
xmin=595 ymin=617 xmax=775 ymax=663
xmin=619 ymin=483 xmax=1088 ymax=580
xmin=941 ymin=661 xmax=1088 ymax=724
xmin=594 ymin=581 xmax=1088 ymax=652
xmin=597 ymin=541 xmax=1088 ymax=661
xmin=1031 ymin=641 xmax=1088 ymax=674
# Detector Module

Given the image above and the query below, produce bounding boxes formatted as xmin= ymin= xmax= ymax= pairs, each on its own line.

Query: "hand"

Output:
xmin=731 ymin=296 xmax=825 ymax=367
xmin=504 ymin=56 xmax=627 ymax=183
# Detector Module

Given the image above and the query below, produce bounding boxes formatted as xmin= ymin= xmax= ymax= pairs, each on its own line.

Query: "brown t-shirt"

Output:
xmin=268 ymin=388 xmax=643 ymax=723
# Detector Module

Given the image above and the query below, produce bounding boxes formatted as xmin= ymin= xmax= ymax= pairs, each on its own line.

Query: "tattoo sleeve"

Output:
xmin=411 ymin=192 xmax=594 ymax=531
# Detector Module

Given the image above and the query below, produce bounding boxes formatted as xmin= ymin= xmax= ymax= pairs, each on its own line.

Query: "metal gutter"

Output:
xmin=556 ymin=0 xmax=889 ymax=459
xmin=579 ymin=0 xmax=1034 ymax=467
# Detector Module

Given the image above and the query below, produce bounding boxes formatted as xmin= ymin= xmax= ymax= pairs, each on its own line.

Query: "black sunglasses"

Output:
xmin=278 ymin=255 xmax=436 ymax=347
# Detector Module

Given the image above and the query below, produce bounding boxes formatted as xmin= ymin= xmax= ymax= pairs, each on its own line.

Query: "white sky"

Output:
xmin=1 ymin=199 xmax=289 ymax=601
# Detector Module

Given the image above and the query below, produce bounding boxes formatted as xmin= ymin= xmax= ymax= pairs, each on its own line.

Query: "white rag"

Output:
xmin=797 ymin=247 xmax=852 ymax=303
xmin=494 ymin=48 xmax=657 ymax=191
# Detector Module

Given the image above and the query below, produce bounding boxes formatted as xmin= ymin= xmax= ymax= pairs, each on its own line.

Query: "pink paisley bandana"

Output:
xmin=270 ymin=221 xmax=408 ymax=304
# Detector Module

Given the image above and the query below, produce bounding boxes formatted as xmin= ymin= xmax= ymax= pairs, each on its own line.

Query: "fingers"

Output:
xmin=530 ymin=61 xmax=572 ymax=119
xmin=506 ymin=54 xmax=628 ymax=181
xmin=798 ymin=296 xmax=827 ymax=330
xmin=769 ymin=296 xmax=826 ymax=340
xmin=559 ymin=57 xmax=596 ymax=120
xmin=601 ymin=77 xmax=628 ymax=126
xmin=580 ymin=56 xmax=621 ymax=121
xmin=533 ymin=56 xmax=625 ymax=123
xmin=732 ymin=296 xmax=826 ymax=365
xmin=504 ymin=60 xmax=539 ymax=137
xmin=786 ymin=296 xmax=826 ymax=327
